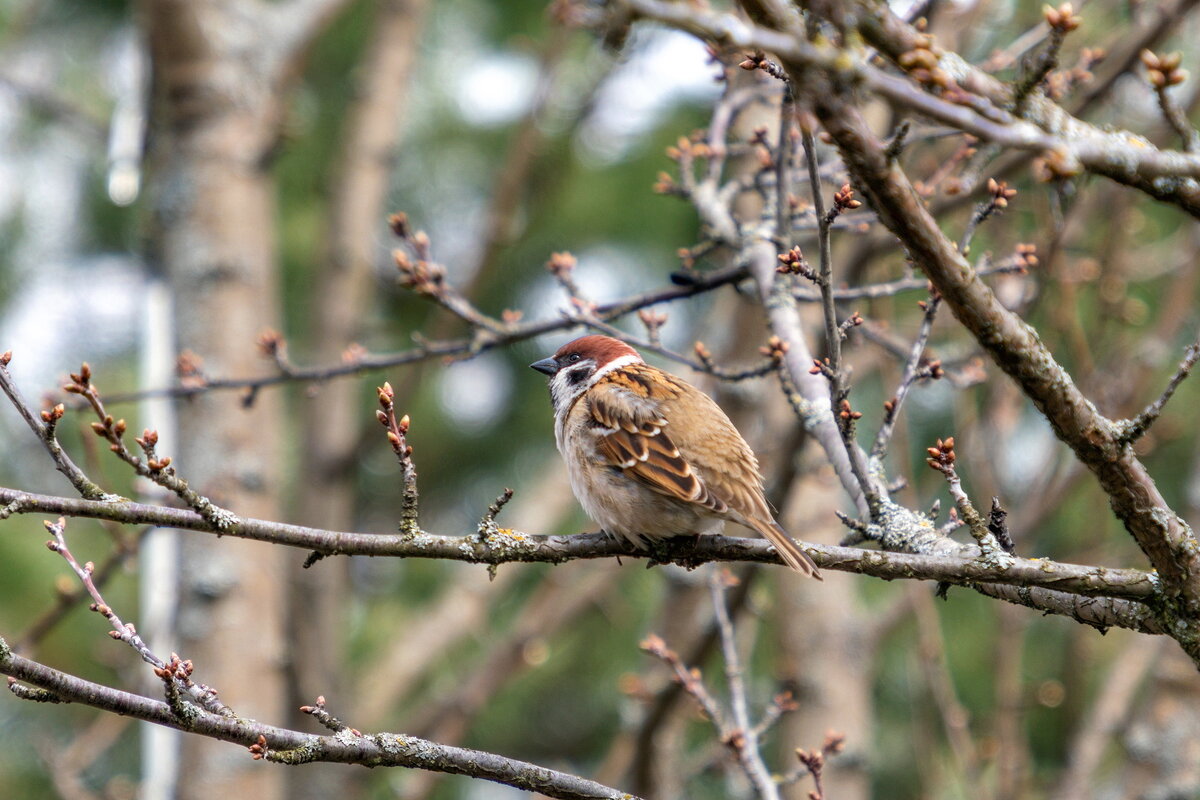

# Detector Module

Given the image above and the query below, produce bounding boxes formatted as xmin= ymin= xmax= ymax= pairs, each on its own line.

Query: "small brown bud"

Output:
xmin=0 ymin=351 xmax=11 ymax=367
xmin=1044 ymin=3 xmax=1081 ymax=32
xmin=546 ymin=251 xmax=577 ymax=276
xmin=388 ymin=212 xmax=409 ymax=238
xmin=898 ymin=48 xmax=939 ymax=72
xmin=833 ymin=184 xmax=861 ymax=210
xmin=256 ymin=328 xmax=285 ymax=357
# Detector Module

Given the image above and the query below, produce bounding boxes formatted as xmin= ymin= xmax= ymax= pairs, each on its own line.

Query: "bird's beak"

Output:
xmin=529 ymin=356 xmax=558 ymax=376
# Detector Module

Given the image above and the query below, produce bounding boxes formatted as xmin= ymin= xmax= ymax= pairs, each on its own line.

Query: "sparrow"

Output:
xmin=530 ymin=334 xmax=820 ymax=577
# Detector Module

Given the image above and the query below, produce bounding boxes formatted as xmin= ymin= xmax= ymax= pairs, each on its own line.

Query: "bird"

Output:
xmin=530 ymin=334 xmax=820 ymax=577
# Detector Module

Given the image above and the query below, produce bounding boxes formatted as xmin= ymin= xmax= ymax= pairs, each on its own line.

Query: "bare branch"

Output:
xmin=0 ymin=640 xmax=639 ymax=800
xmin=97 ymin=263 xmax=751 ymax=405
xmin=1115 ymin=340 xmax=1200 ymax=444
xmin=40 ymin=517 xmax=233 ymax=717
xmin=374 ymin=382 xmax=419 ymax=533
xmin=66 ymin=366 xmax=239 ymax=529
xmin=618 ymin=0 xmax=1200 ymax=216
xmin=710 ymin=570 xmax=779 ymax=799
xmin=1142 ymin=50 xmax=1200 ymax=153
xmin=0 ymin=357 xmax=115 ymax=501
xmin=0 ymin=488 xmax=1161 ymax=614
xmin=871 ymin=292 xmax=941 ymax=461
xmin=793 ymin=44 xmax=1200 ymax=647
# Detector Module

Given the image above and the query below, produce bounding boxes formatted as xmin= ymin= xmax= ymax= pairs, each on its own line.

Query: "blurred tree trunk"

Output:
xmin=776 ymin=480 xmax=871 ymax=800
xmin=286 ymin=2 xmax=428 ymax=798
xmin=1120 ymin=647 xmax=1200 ymax=798
xmin=140 ymin=1 xmax=330 ymax=796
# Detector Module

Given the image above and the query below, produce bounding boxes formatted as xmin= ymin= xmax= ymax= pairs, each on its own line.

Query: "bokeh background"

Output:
xmin=2 ymin=1 xmax=1200 ymax=798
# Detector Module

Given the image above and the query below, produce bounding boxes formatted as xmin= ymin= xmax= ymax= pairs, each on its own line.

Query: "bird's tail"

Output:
xmin=748 ymin=519 xmax=822 ymax=579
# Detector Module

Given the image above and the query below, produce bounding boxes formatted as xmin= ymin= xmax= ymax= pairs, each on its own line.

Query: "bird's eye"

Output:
xmin=567 ymin=353 xmax=582 ymax=363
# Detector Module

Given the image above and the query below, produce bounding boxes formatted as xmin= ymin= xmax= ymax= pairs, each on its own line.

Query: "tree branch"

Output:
xmin=0 ymin=487 xmax=1160 ymax=614
xmin=805 ymin=83 xmax=1200 ymax=625
xmin=0 ymin=639 xmax=639 ymax=800
xmin=97 ymin=263 xmax=750 ymax=404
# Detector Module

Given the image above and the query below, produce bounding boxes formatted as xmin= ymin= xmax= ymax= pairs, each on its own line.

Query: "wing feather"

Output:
xmin=587 ymin=367 xmax=729 ymax=513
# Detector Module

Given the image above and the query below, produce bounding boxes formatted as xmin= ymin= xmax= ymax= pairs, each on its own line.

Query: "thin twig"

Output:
xmin=93 ymin=263 xmax=750 ymax=405
xmin=16 ymin=530 xmax=144 ymax=652
xmin=910 ymin=586 xmax=982 ymax=787
xmin=799 ymin=127 xmax=877 ymax=508
xmin=1011 ymin=6 xmax=1076 ymax=115
xmin=775 ymin=82 xmax=795 ymax=248
xmin=578 ymin=316 xmax=778 ymax=381
xmin=794 ymin=255 xmax=1030 ymax=304
xmin=40 ymin=517 xmax=232 ymax=717
xmin=1141 ymin=50 xmax=1200 ymax=153
xmin=65 ymin=365 xmax=239 ymax=530
xmin=710 ymin=569 xmax=780 ymax=800
xmin=0 ymin=355 xmax=114 ymax=500
xmin=639 ymin=634 xmax=727 ymax=729
xmin=1115 ymin=340 xmax=1200 ymax=443
xmin=872 ymin=293 xmax=942 ymax=460
xmin=374 ymin=382 xmax=419 ymax=534
xmin=926 ymin=439 xmax=1004 ymax=557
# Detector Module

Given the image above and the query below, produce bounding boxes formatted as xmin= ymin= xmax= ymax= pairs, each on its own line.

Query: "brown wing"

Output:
xmin=589 ymin=363 xmax=820 ymax=577
xmin=587 ymin=366 xmax=728 ymax=514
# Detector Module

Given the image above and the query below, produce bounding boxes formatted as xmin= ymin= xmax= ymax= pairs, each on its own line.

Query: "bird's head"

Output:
xmin=530 ymin=335 xmax=642 ymax=412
